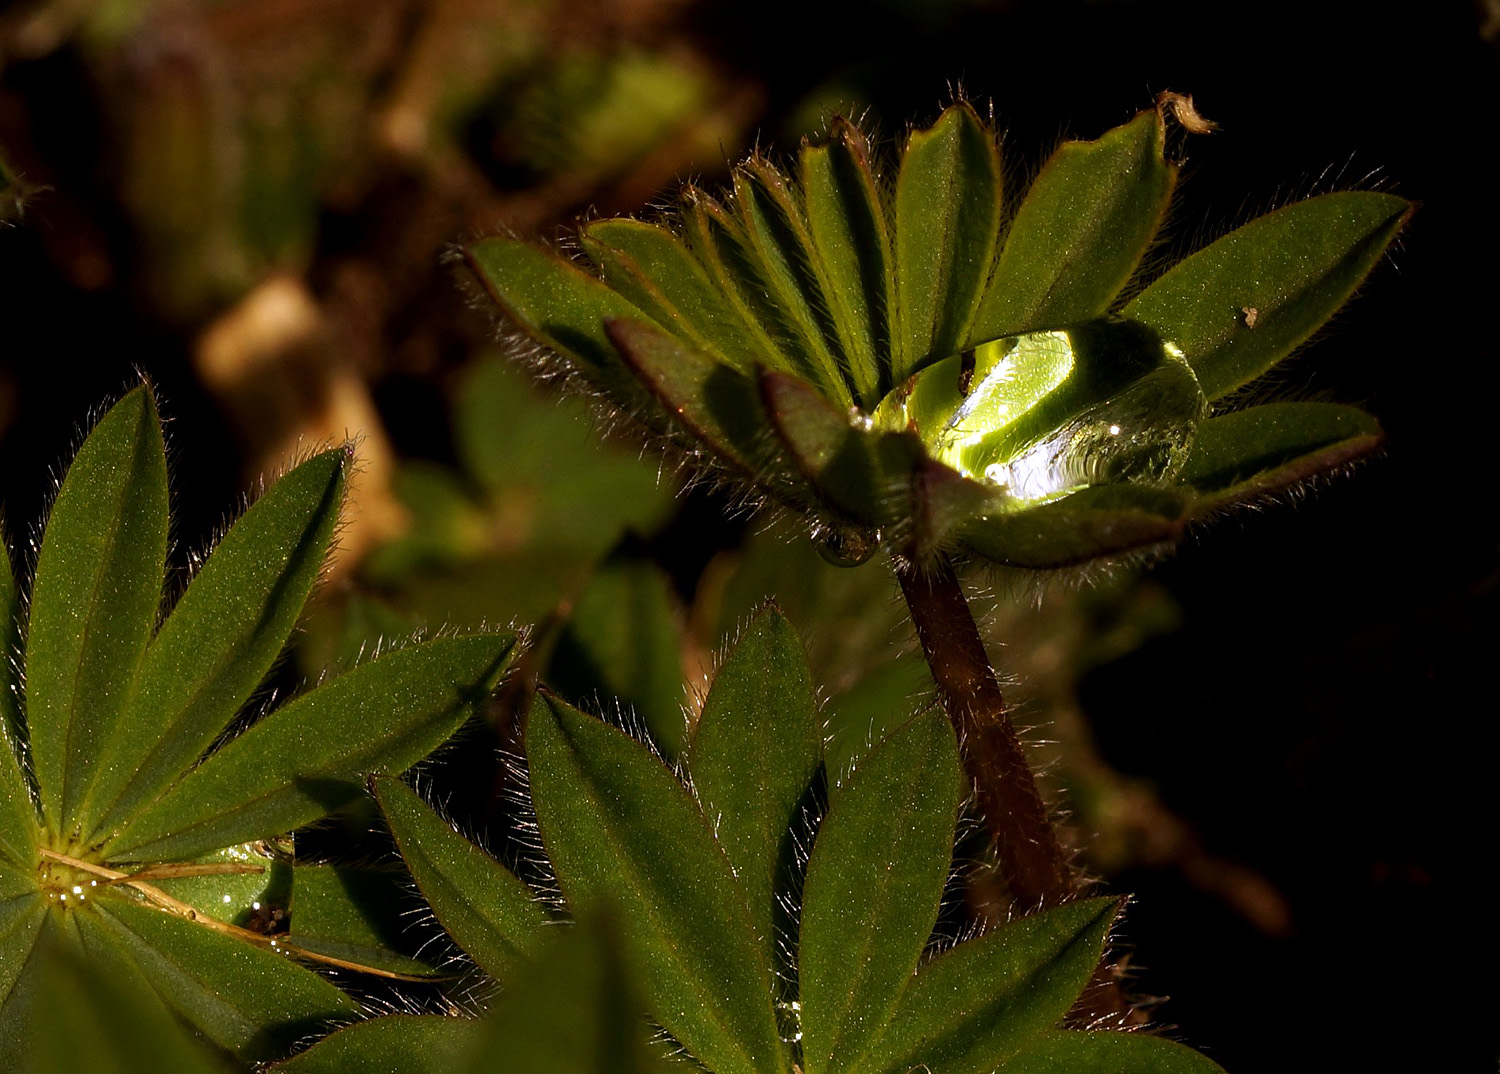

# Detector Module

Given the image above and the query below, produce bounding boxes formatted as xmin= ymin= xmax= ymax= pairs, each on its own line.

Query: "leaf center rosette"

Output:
xmin=467 ymin=97 xmax=1406 ymax=568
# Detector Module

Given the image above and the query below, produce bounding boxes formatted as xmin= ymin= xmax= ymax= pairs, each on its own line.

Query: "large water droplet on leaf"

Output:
xmin=873 ymin=320 xmax=1206 ymax=503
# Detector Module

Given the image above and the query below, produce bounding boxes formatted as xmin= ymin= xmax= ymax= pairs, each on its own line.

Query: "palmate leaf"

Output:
xmin=0 ymin=387 xmax=522 ymax=1061
xmin=469 ymin=99 xmax=1408 ymax=570
xmin=82 ymin=447 xmax=349 ymax=844
xmin=363 ymin=605 xmax=1227 ymax=1074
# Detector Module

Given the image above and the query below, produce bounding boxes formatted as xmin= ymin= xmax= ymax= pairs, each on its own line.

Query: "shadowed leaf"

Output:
xmin=373 ymin=775 xmax=545 ymax=981
xmin=689 ymin=607 xmax=821 ymax=979
xmin=866 ymin=899 xmax=1117 ymax=1074
xmin=799 ymin=709 xmax=964 ymax=1074
xmin=526 ymin=693 xmax=787 ymax=1074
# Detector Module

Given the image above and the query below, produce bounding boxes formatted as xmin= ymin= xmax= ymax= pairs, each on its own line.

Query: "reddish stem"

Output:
xmin=895 ymin=553 xmax=1073 ymax=909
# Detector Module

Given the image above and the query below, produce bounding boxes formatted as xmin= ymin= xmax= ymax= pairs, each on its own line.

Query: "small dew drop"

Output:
xmin=1108 ymin=424 xmax=1122 ymax=436
xmin=222 ymin=894 xmax=232 ymax=905
xmin=252 ymin=901 xmax=262 ymax=911
xmin=71 ymin=886 xmax=83 ymax=895
xmin=983 ymin=463 xmax=1008 ymax=487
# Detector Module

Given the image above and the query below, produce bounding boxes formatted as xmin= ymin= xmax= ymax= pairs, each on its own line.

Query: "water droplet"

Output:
xmin=902 ymin=320 xmax=1205 ymax=502
xmin=775 ymin=1000 xmax=803 ymax=1044
xmin=813 ymin=526 xmax=881 ymax=567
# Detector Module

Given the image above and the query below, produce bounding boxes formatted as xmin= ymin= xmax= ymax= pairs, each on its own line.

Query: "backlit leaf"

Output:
xmin=1125 ymin=191 xmax=1410 ymax=400
xmin=894 ymin=104 xmax=1002 ymax=380
xmin=972 ymin=110 xmax=1173 ymax=342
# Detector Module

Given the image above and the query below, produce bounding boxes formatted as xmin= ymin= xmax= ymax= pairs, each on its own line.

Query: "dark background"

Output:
xmin=3 ymin=1 xmax=1495 ymax=1069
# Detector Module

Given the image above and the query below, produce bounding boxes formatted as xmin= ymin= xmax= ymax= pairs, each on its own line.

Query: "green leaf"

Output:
xmin=1000 ymin=1030 xmax=1229 ymax=1074
xmin=582 ymin=219 xmax=768 ymax=375
xmin=373 ymin=775 xmax=545 ymax=981
xmin=958 ymin=485 xmax=1191 ymax=569
xmin=732 ymin=161 xmax=853 ymax=406
xmin=27 ymin=386 xmax=167 ymax=841
xmin=526 ymin=693 xmax=787 ymax=1074
xmin=972 ymin=110 xmax=1173 ymax=342
xmin=464 ymin=238 xmax=651 ymax=399
xmin=1125 ymin=191 xmax=1411 ymax=400
xmin=0 ymin=542 xmax=35 ymax=873
xmin=271 ymin=1015 xmax=482 ymax=1074
xmin=286 ymin=864 xmax=441 ymax=979
xmin=800 ymin=117 xmax=894 ymax=408
xmin=894 ymin=104 xmax=1002 ymax=380
xmin=910 ymin=458 xmax=1002 ymax=562
xmin=84 ymin=449 xmax=348 ymax=845
xmin=26 ymin=933 xmax=228 ymax=1074
xmin=799 ymin=709 xmax=964 ymax=1074
xmin=83 ymin=893 xmax=357 ymax=1060
xmin=465 ymin=911 xmax=676 ymax=1074
xmin=105 ymin=632 xmax=518 ymax=862
xmin=822 ymin=655 xmax=933 ymax=783
xmin=551 ymin=560 xmax=688 ymax=759
xmin=0 ymin=892 xmax=45 ymax=1024
xmin=682 ymin=194 xmax=810 ymax=386
xmin=1181 ymin=402 xmax=1383 ymax=509
xmin=604 ymin=317 xmax=779 ymax=480
xmin=0 ymin=908 xmax=81 ymax=1070
xmin=867 ymin=898 xmax=1117 ymax=1074
xmin=688 ymin=607 xmax=821 ymax=980
xmin=761 ymin=368 xmax=891 ymax=526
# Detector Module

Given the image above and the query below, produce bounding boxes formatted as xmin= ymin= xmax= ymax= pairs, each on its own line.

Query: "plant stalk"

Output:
xmin=895 ymin=553 xmax=1073 ymax=909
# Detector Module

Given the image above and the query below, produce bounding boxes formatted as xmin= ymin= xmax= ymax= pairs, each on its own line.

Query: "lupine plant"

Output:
xmin=464 ymin=93 xmax=1410 ymax=910
xmin=0 ymin=387 xmax=518 ymax=1066
xmin=277 ymin=608 xmax=1225 ymax=1074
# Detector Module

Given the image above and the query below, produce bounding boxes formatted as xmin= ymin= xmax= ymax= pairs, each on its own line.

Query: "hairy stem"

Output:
xmin=895 ymin=553 xmax=1073 ymax=909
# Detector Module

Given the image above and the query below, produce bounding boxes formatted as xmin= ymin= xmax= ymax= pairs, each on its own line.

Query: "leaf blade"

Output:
xmin=106 ymin=632 xmax=518 ymax=862
xmin=800 ymin=118 xmax=894 ymax=407
xmin=27 ymin=386 xmax=167 ymax=840
xmin=526 ymin=693 xmax=787 ymax=1074
xmin=1000 ymin=1030 xmax=1229 ymax=1074
xmin=1124 ymin=191 xmax=1411 ymax=400
xmin=972 ymin=110 xmax=1173 ymax=342
xmin=0 ymin=543 xmax=36 ymax=873
xmin=688 ymin=607 xmax=822 ymax=981
xmin=799 ymin=709 xmax=964 ymax=1074
xmin=84 ymin=893 xmax=357 ymax=1060
xmin=373 ymin=775 xmax=545 ymax=981
xmin=1181 ymin=402 xmax=1383 ymax=509
xmin=84 ymin=449 xmax=348 ymax=845
xmin=867 ymin=898 xmax=1117 ymax=1074
xmin=894 ymin=104 xmax=1002 ymax=380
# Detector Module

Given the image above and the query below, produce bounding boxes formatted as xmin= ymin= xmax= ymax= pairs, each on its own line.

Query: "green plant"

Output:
xmin=464 ymin=94 xmax=1410 ymax=908
xmin=0 ymin=387 xmax=518 ymax=1064
xmin=276 ymin=609 xmax=1226 ymax=1074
